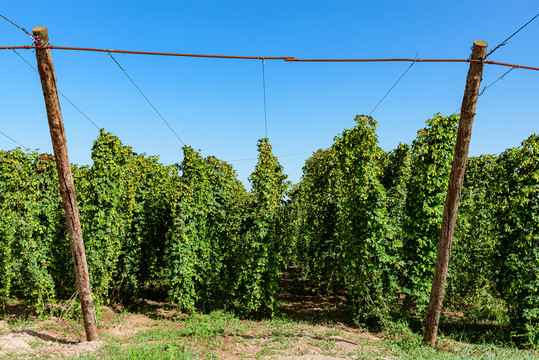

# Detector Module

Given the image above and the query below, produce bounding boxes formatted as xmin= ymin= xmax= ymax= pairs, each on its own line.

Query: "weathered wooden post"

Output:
xmin=423 ymin=40 xmax=487 ymax=347
xmin=33 ymin=26 xmax=99 ymax=342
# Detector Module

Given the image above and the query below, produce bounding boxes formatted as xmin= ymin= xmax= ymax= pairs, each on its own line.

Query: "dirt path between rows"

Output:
xmin=0 ymin=268 xmax=388 ymax=359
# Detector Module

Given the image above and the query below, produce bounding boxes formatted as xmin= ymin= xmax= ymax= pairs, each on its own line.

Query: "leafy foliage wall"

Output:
xmin=0 ymin=130 xmax=287 ymax=316
xmin=1 ymin=118 xmax=537 ymax=345
xmin=286 ymin=114 xmax=538 ymax=344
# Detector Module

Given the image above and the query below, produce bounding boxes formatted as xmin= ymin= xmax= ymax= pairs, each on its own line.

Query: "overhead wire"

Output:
xmin=1 ymin=13 xmax=185 ymax=147
xmin=450 ymin=66 xmax=517 ymax=115
xmin=2 ymin=46 xmax=539 ymax=71
xmin=368 ymin=53 xmax=418 ymax=116
xmin=0 ymin=13 xmax=41 ymax=46
xmin=107 ymin=52 xmax=186 ymax=146
xmin=456 ymin=11 xmax=539 ymax=115
xmin=2 ymin=12 xmax=539 ymax=165
xmin=228 ymin=151 xmax=313 ymax=162
xmin=11 ymin=49 xmax=101 ymax=130
xmin=0 ymin=16 xmax=45 ymax=150
xmin=261 ymin=59 xmax=268 ymax=139
xmin=0 ymin=130 xmax=27 ymax=149
xmin=486 ymin=12 xmax=539 ymax=58
xmin=478 ymin=67 xmax=516 ymax=96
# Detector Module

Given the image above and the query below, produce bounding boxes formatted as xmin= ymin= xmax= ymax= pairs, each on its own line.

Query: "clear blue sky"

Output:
xmin=1 ymin=1 xmax=538 ymax=185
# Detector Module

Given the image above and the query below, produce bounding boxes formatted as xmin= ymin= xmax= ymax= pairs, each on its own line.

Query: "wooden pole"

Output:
xmin=33 ymin=26 xmax=99 ymax=342
xmin=423 ymin=40 xmax=487 ymax=347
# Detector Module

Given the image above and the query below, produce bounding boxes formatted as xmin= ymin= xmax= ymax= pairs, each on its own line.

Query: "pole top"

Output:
xmin=474 ymin=40 xmax=488 ymax=47
xmin=32 ymin=26 xmax=49 ymax=45
xmin=471 ymin=40 xmax=488 ymax=60
xmin=32 ymin=26 xmax=47 ymax=34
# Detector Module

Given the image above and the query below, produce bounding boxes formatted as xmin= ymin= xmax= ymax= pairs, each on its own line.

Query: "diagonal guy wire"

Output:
xmin=11 ymin=49 xmax=100 ymax=130
xmin=369 ymin=53 xmax=418 ymax=116
xmin=107 ymin=52 xmax=186 ymax=146
xmin=0 ymin=130 xmax=27 ymax=148
xmin=451 ymin=67 xmax=517 ymax=115
xmin=486 ymin=12 xmax=539 ymax=58
xmin=0 ymin=13 xmax=42 ymax=46
xmin=478 ymin=67 xmax=515 ymax=96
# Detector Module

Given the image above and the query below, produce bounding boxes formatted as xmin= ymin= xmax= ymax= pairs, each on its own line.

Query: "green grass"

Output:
xmin=81 ymin=312 xmax=538 ymax=360
xmin=382 ymin=341 xmax=538 ymax=359
xmin=72 ymin=311 xmax=239 ymax=360
xmin=377 ymin=323 xmax=539 ymax=360
xmin=76 ymin=343 xmax=201 ymax=360
xmin=1 ymin=305 xmax=538 ymax=360
xmin=131 ymin=310 xmax=239 ymax=342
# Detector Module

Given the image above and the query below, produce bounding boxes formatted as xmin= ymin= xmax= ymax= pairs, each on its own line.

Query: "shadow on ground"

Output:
xmin=277 ymin=266 xmax=354 ymax=327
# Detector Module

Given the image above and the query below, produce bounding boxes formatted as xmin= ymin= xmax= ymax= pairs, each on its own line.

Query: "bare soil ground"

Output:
xmin=0 ymin=316 xmax=102 ymax=358
xmin=0 ymin=268 xmax=387 ymax=359
xmin=0 ymin=302 xmax=383 ymax=359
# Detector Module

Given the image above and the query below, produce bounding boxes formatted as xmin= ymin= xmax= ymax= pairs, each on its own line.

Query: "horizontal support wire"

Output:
xmin=1 ymin=46 xmax=538 ymax=71
xmin=228 ymin=151 xmax=313 ymax=162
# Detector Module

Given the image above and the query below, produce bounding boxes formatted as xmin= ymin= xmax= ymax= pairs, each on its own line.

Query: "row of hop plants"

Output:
xmin=1 ymin=116 xmax=537 ymax=346
xmin=0 ymin=130 xmax=289 ymax=316
xmin=286 ymin=114 xmax=539 ymax=346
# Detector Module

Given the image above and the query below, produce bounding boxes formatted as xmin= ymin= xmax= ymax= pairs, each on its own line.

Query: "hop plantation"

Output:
xmin=0 ymin=114 xmax=537 ymax=346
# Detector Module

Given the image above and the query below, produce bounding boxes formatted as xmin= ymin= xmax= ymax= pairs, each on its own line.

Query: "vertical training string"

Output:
xmin=262 ymin=58 xmax=268 ymax=139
